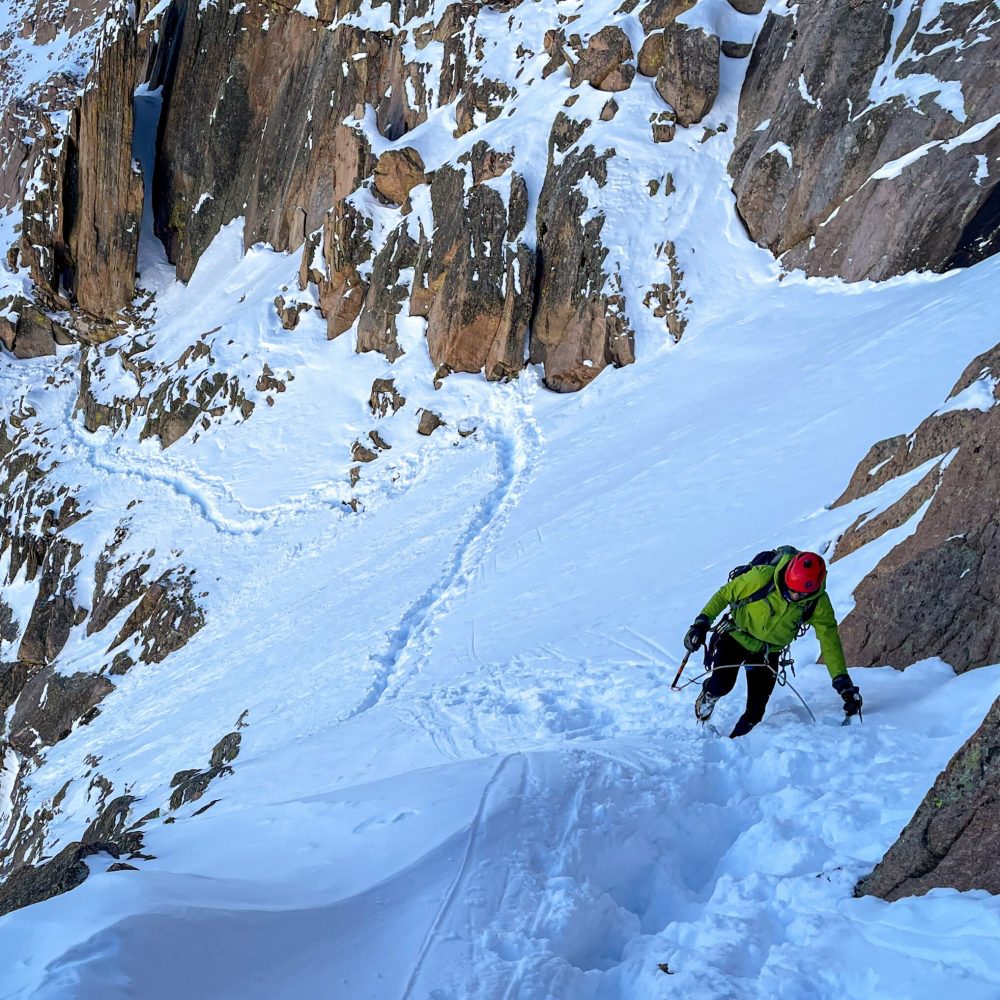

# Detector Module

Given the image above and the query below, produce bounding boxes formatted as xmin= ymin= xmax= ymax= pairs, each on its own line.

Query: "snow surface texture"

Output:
xmin=2 ymin=0 xmax=1000 ymax=997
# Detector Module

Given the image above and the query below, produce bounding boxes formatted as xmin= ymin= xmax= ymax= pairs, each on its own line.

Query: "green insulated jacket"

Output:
xmin=699 ymin=552 xmax=848 ymax=680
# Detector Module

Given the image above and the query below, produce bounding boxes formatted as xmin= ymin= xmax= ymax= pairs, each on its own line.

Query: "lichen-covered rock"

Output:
xmin=654 ymin=25 xmax=720 ymax=127
xmin=727 ymin=0 xmax=764 ymax=13
xmin=531 ymin=115 xmax=635 ymax=392
xmin=411 ymin=165 xmax=535 ymax=381
xmin=1 ymin=303 xmax=72 ymax=360
xmin=730 ymin=2 xmax=1000 ymax=281
xmin=638 ymin=32 xmax=666 ymax=78
xmin=856 ymin=696 xmax=1000 ymax=900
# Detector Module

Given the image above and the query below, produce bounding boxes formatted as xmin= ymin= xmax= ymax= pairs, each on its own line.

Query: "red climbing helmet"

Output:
xmin=785 ymin=551 xmax=826 ymax=595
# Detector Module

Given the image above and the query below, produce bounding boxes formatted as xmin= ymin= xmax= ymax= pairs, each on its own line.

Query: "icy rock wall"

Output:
xmin=730 ymin=0 xmax=1000 ymax=281
xmin=832 ymin=341 xmax=1000 ymax=673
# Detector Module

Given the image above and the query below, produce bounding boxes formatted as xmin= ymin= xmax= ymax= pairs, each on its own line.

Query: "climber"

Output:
xmin=683 ymin=547 xmax=862 ymax=737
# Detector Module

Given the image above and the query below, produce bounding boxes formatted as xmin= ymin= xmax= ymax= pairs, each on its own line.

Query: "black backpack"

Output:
xmin=728 ymin=545 xmax=820 ymax=628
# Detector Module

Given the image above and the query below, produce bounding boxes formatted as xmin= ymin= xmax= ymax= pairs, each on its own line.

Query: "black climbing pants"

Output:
xmin=703 ymin=631 xmax=780 ymax=737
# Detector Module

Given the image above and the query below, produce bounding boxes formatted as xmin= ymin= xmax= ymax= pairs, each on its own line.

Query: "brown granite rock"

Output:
xmin=638 ymin=32 xmax=666 ymax=77
xmin=11 ymin=306 xmax=62 ymax=360
xmin=531 ymin=115 xmax=635 ymax=392
xmin=310 ymin=201 xmax=373 ymax=340
xmin=417 ymin=409 xmax=446 ymax=436
xmin=369 ymin=378 xmax=406 ymax=418
xmin=411 ymin=165 xmax=535 ymax=381
xmin=154 ymin=1 xmax=407 ymax=280
xmin=69 ymin=6 xmax=144 ymax=316
xmin=856 ymin=696 xmax=1000 ymax=900
xmin=730 ymin=2 xmax=1000 ymax=281
xmin=570 ymin=26 xmax=635 ymax=92
xmin=655 ymin=25 xmax=720 ymax=127
xmin=459 ymin=141 xmax=515 ymax=186
xmin=639 ymin=0 xmax=697 ymax=32
xmin=355 ymin=227 xmax=419 ymax=363
xmin=721 ymin=40 xmax=752 ymax=59
xmin=373 ymin=147 xmax=428 ymax=206
xmin=840 ymin=399 xmax=1000 ymax=673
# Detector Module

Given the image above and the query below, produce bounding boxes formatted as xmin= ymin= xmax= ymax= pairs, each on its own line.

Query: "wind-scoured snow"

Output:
xmin=2 ymin=1 xmax=1000 ymax=998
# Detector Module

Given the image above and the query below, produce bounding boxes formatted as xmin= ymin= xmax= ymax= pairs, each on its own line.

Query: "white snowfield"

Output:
xmin=2 ymin=1 xmax=1000 ymax=998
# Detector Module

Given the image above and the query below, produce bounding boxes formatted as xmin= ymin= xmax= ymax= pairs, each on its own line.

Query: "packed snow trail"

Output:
xmin=347 ymin=393 xmax=544 ymax=720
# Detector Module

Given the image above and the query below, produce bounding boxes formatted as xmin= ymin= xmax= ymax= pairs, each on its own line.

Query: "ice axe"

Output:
xmin=670 ymin=649 xmax=694 ymax=691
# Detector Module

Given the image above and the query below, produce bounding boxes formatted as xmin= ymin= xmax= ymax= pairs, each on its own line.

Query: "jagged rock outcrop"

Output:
xmin=109 ymin=568 xmax=206 ymax=664
xmin=0 ymin=841 xmax=120 ymax=918
xmin=731 ymin=1 xmax=1000 ymax=281
xmin=532 ymin=114 xmax=635 ymax=392
xmin=75 ymin=337 xmax=256 ymax=446
xmin=8 ymin=2 xmax=150 ymax=320
xmin=412 ymin=165 xmax=535 ymax=381
xmin=8 ymin=668 xmax=115 ymax=755
xmin=18 ymin=537 xmax=84 ymax=666
xmin=569 ymin=26 xmax=635 ymax=92
xmin=856 ymin=696 xmax=1000 ymax=900
xmin=68 ymin=5 xmax=145 ymax=314
xmin=153 ymin=0 xmax=418 ymax=280
xmin=836 ymin=342 xmax=1000 ymax=671
xmin=654 ymin=25 xmax=720 ymax=127
xmin=355 ymin=227 xmax=419 ymax=363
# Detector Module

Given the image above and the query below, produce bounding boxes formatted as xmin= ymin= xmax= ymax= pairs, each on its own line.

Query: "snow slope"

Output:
xmin=2 ymin=1 xmax=1000 ymax=997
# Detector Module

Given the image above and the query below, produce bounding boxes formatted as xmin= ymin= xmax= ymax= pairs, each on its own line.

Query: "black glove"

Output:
xmin=833 ymin=674 xmax=863 ymax=716
xmin=684 ymin=615 xmax=711 ymax=653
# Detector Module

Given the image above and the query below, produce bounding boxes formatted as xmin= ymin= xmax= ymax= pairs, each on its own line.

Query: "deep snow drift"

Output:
xmin=2 ymin=2 xmax=1000 ymax=998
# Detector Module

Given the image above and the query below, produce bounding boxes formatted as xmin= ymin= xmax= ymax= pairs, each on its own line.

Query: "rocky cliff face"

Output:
xmin=730 ymin=0 xmax=1000 ymax=281
xmin=834 ymin=342 xmax=1000 ymax=673
xmin=856 ymin=695 xmax=1000 ymax=900
xmin=2 ymin=0 xmax=721 ymax=385
xmin=831 ymin=339 xmax=1000 ymax=900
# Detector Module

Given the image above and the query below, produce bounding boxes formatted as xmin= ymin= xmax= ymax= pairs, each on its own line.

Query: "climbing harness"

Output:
xmin=672 ymin=625 xmax=818 ymax=723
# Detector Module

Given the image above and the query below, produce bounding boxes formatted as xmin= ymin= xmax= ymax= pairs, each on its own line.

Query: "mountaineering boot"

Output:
xmin=729 ymin=715 xmax=756 ymax=738
xmin=694 ymin=688 xmax=718 ymax=723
